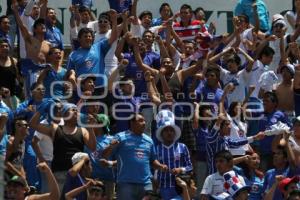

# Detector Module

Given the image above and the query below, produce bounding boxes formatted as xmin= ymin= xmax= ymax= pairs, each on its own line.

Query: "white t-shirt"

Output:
xmin=239 ymin=28 xmax=254 ymax=65
xmin=70 ymin=20 xmax=98 ymax=41
xmin=33 ymin=119 xmax=64 ymax=161
xmin=220 ymin=67 xmax=251 ymax=105
xmin=94 ymin=29 xmax=118 ymax=76
xmin=229 ymin=118 xmax=249 ymax=156
xmin=19 ymin=14 xmax=34 ymax=59
xmin=201 ymin=172 xmax=246 ymax=196
xmin=249 ymin=60 xmax=267 ymax=98
xmin=269 ymin=35 xmax=288 ymax=74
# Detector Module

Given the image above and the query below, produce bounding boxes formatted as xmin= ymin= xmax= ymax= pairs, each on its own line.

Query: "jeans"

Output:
xmin=117 ymin=182 xmax=152 ymax=200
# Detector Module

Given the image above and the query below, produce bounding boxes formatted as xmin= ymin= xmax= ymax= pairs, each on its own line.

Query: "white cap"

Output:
xmin=71 ymin=152 xmax=89 ymax=165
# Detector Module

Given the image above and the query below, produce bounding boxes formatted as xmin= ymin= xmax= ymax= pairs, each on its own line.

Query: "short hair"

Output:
xmin=227 ymin=53 xmax=241 ymax=66
xmin=78 ymin=27 xmax=94 ymax=39
xmin=0 ymin=15 xmax=8 ymax=23
xmin=139 ymin=11 xmax=153 ymax=20
xmin=205 ymin=67 xmax=220 ymax=79
xmin=287 ymin=190 xmax=300 ymax=200
xmin=259 ymin=45 xmax=275 ymax=59
xmin=183 ymin=40 xmax=195 ymax=46
xmin=194 ymin=7 xmax=206 ymax=19
xmin=48 ymin=47 xmax=61 ymax=55
xmin=11 ymin=117 xmax=27 ymax=136
xmin=238 ymin=14 xmax=250 ymax=24
xmin=180 ymin=4 xmax=193 ymax=13
xmin=214 ymin=150 xmax=233 ymax=162
xmin=119 ymin=76 xmax=134 ymax=86
xmin=79 ymin=6 xmax=90 ymax=13
xmin=276 ymin=144 xmax=288 ymax=158
xmin=46 ymin=7 xmax=55 ymax=14
xmin=98 ymin=12 xmax=110 ymax=22
xmin=142 ymin=30 xmax=154 ymax=38
xmin=33 ymin=18 xmax=45 ymax=30
xmin=263 ymin=91 xmax=279 ymax=104
xmin=30 ymin=82 xmax=44 ymax=91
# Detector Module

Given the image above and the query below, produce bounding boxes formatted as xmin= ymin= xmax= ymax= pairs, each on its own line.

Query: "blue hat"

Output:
xmin=155 ymin=110 xmax=181 ymax=143
xmin=62 ymin=103 xmax=77 ymax=115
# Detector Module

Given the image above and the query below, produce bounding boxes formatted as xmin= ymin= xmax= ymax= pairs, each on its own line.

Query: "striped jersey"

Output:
xmin=155 ymin=142 xmax=193 ymax=188
xmin=206 ymin=125 xmax=250 ymax=175
xmin=173 ymin=20 xmax=207 ymax=41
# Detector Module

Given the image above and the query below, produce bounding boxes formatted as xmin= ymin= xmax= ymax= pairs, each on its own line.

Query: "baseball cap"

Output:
xmin=279 ymin=176 xmax=300 ymax=193
xmin=281 ymin=64 xmax=295 ymax=77
xmin=71 ymin=152 xmax=89 ymax=165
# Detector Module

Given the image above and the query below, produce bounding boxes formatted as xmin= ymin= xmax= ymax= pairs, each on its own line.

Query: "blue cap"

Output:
xmin=62 ymin=103 xmax=77 ymax=115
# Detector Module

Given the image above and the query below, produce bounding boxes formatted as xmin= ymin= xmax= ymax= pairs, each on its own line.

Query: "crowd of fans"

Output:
xmin=1 ymin=0 xmax=300 ymax=199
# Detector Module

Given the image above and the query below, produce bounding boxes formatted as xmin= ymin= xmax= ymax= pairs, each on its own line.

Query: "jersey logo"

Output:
xmin=207 ymin=92 xmax=215 ymax=100
xmin=135 ymin=149 xmax=144 ymax=159
xmin=85 ymin=60 xmax=93 ymax=68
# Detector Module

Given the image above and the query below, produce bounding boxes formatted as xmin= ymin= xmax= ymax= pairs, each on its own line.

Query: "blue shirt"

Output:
xmin=71 ymin=0 xmax=93 ymax=8
xmin=0 ymin=29 xmax=12 ymax=48
xmin=194 ymin=126 xmax=208 ymax=161
xmin=206 ymin=125 xmax=249 ymax=174
xmin=263 ymin=167 xmax=299 ymax=200
xmin=85 ymin=134 xmax=114 ymax=181
xmin=234 ymin=0 xmax=270 ymax=31
xmin=195 ymin=81 xmax=224 ymax=114
xmin=0 ymin=101 xmax=14 ymax=134
xmin=43 ymin=68 xmax=67 ymax=98
xmin=124 ymin=52 xmax=160 ymax=97
xmin=67 ymin=39 xmax=110 ymax=87
xmin=45 ymin=22 xmax=64 ymax=50
xmin=62 ymin=172 xmax=87 ymax=200
xmin=258 ymin=111 xmax=291 ymax=154
xmin=111 ymin=88 xmax=141 ymax=133
xmin=0 ymin=133 xmax=9 ymax=157
xmin=112 ymin=130 xmax=157 ymax=184
xmin=108 ymin=0 xmax=132 ymax=13
xmin=156 ymin=142 xmax=192 ymax=189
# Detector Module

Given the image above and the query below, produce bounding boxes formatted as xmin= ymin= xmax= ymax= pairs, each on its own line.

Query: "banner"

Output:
xmin=0 ymin=0 xmax=293 ymax=46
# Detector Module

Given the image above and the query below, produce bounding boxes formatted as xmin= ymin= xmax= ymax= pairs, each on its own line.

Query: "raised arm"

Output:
xmin=155 ymin=35 xmax=169 ymax=59
xmin=237 ymin=47 xmax=254 ymax=72
xmin=108 ymin=9 xmax=118 ymax=45
xmin=132 ymin=38 xmax=159 ymax=75
xmin=180 ymin=58 xmax=204 ymax=82
xmin=39 ymin=0 xmax=48 ymax=20
xmin=65 ymin=180 xmax=95 ymax=200
xmin=145 ymin=71 xmax=161 ymax=105
xmin=131 ymin=0 xmax=139 ymax=25
xmin=108 ymin=59 xmax=129 ymax=92
xmin=12 ymin=1 xmax=32 ymax=42
xmin=27 ymin=162 xmax=60 ymax=200
xmin=82 ymin=126 xmax=97 ymax=151
xmin=29 ymin=111 xmax=55 ymax=139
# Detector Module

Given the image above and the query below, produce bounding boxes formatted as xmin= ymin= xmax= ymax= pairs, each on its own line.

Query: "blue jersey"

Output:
xmin=263 ymin=167 xmax=299 ymax=200
xmin=258 ymin=111 xmax=291 ymax=155
xmin=71 ymin=0 xmax=93 ymax=8
xmin=0 ymin=101 xmax=14 ymax=134
xmin=108 ymin=0 xmax=132 ymax=13
xmin=195 ymin=81 xmax=224 ymax=114
xmin=85 ymin=134 xmax=114 ymax=181
xmin=43 ymin=68 xmax=67 ymax=98
xmin=45 ymin=23 xmax=64 ymax=50
xmin=155 ymin=142 xmax=192 ymax=188
xmin=194 ymin=126 xmax=208 ymax=161
xmin=206 ymin=125 xmax=249 ymax=174
xmin=0 ymin=29 xmax=12 ymax=48
xmin=124 ymin=52 xmax=160 ymax=97
xmin=112 ymin=130 xmax=157 ymax=184
xmin=67 ymin=39 xmax=110 ymax=87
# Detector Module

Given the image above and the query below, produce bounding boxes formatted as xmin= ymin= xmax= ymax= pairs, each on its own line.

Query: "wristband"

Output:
xmin=107 ymin=161 xmax=113 ymax=168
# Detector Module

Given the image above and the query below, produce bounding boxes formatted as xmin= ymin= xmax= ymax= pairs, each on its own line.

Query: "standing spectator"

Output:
xmin=173 ymin=4 xmax=207 ymax=41
xmin=5 ymin=162 xmax=60 ymax=200
xmin=200 ymin=150 xmax=247 ymax=199
xmin=0 ymin=39 xmax=20 ymax=101
xmin=275 ymin=64 xmax=295 ymax=120
xmin=152 ymin=3 xmax=173 ymax=39
xmin=62 ymin=152 xmax=93 ymax=200
xmin=234 ymin=0 xmax=270 ymax=32
xmin=43 ymin=7 xmax=64 ymax=61
xmin=102 ymin=113 xmax=168 ymax=200
xmin=286 ymin=0 xmax=300 ymax=30
xmin=0 ymin=15 xmax=12 ymax=48
xmin=37 ymin=48 xmax=67 ymax=99
xmin=66 ymin=9 xmax=118 ymax=92
xmin=29 ymin=102 xmax=96 ymax=190
xmin=155 ymin=109 xmax=193 ymax=200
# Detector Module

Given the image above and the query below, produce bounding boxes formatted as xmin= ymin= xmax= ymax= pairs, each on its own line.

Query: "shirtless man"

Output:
xmin=275 ymin=64 xmax=295 ymax=120
xmin=13 ymin=1 xmax=50 ymax=64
